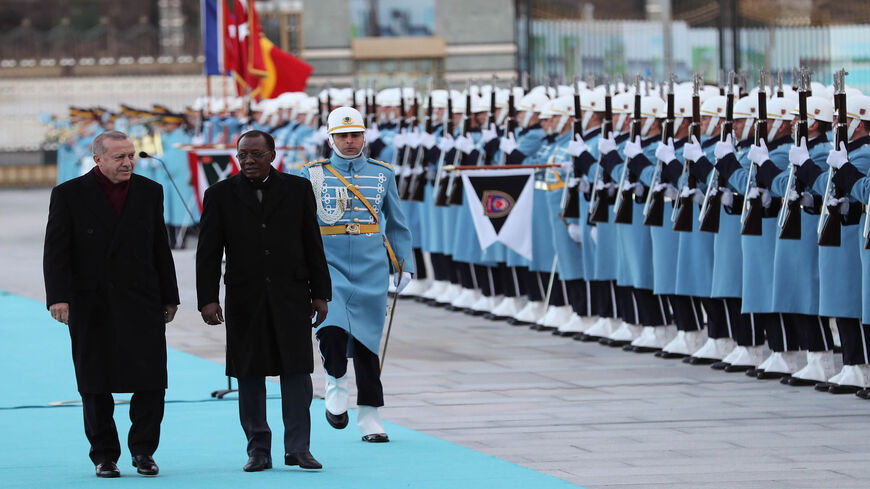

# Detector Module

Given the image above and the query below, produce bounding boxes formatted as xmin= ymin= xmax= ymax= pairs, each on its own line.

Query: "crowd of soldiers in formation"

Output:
xmin=48 ymin=69 xmax=870 ymax=399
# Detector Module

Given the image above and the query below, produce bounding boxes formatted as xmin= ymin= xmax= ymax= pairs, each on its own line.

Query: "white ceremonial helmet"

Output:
xmin=791 ymin=95 xmax=833 ymax=125
xmin=700 ymin=95 xmax=727 ymax=137
xmin=471 ymin=94 xmax=490 ymax=114
xmin=516 ymin=91 xmax=551 ymax=127
xmin=611 ymin=91 xmax=635 ymax=132
xmin=537 ymin=99 xmax=554 ymax=121
xmin=450 ymin=90 xmax=466 ymax=114
xmin=810 ymin=82 xmax=830 ymax=100
xmin=548 ymin=95 xmax=575 ymax=134
xmin=765 ymin=97 xmax=796 ymax=142
xmin=580 ymin=88 xmax=607 ymax=133
xmin=732 ymin=95 xmax=759 ymax=141
xmin=427 ymin=89 xmax=449 ymax=109
xmin=327 ymin=106 xmax=367 ymax=159
xmin=639 ymin=95 xmax=666 ymax=138
xmin=298 ymin=96 xmax=319 ymax=125
xmin=846 ymin=94 xmax=870 ymax=140
xmin=376 ymin=88 xmax=401 ymax=108
xmin=672 ymin=95 xmax=693 ymax=135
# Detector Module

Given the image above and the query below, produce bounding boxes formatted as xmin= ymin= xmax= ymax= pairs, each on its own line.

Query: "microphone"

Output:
xmin=138 ymin=152 xmax=197 ymax=225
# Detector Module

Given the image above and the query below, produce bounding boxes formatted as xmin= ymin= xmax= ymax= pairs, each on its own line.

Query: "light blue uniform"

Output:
xmin=841 ymin=138 xmax=870 ymax=323
xmin=638 ymin=138 xmax=679 ymax=296
xmin=613 ymin=135 xmax=656 ymax=291
xmin=710 ymin=142 xmax=750 ymax=299
xmin=544 ymin=131 xmax=586 ymax=281
xmin=300 ymin=154 xmax=414 ymax=355
xmin=157 ymin=126 xmax=198 ymax=226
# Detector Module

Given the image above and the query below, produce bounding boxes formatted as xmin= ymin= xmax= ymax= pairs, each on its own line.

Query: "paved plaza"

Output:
xmin=3 ymin=188 xmax=870 ymax=488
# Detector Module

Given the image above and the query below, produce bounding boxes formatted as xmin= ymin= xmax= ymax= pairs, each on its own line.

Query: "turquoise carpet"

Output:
xmin=0 ymin=291 xmax=582 ymax=488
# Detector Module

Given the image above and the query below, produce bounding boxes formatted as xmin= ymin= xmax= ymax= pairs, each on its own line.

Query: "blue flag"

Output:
xmin=201 ymin=0 xmax=223 ymax=75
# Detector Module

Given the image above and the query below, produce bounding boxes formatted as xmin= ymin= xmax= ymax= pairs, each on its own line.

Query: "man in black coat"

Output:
xmin=43 ymin=130 xmax=180 ymax=478
xmin=196 ymin=130 xmax=331 ymax=472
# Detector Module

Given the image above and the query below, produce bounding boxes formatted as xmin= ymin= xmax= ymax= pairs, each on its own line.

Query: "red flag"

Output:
xmin=231 ymin=0 xmax=267 ymax=93
xmin=256 ymin=37 xmax=313 ymax=99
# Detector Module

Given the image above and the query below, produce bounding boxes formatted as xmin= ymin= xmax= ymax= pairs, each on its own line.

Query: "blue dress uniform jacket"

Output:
xmin=634 ymin=138 xmax=678 ymax=295
xmin=300 ymin=154 xmax=414 ymax=355
xmin=673 ymin=143 xmax=714 ymax=298
xmin=765 ymin=136 xmax=828 ymax=315
xmin=575 ymin=129 xmax=602 ymax=281
xmin=710 ymin=143 xmax=748 ymax=299
xmin=544 ymin=132 xmax=584 ymax=280
xmin=527 ymin=134 xmax=558 ymax=273
xmin=799 ymin=137 xmax=870 ymax=319
xmin=835 ymin=138 xmax=870 ymax=323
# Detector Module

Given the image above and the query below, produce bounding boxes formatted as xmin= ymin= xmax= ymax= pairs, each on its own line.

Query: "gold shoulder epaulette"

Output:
xmin=368 ymin=158 xmax=393 ymax=170
xmin=305 ymin=159 xmax=328 ymax=167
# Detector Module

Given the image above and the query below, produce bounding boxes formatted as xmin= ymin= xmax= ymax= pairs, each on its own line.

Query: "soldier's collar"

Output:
xmin=641 ymin=135 xmax=659 ymax=147
xmin=328 ymin=153 xmax=366 ymax=171
xmin=584 ymin=127 xmax=602 ymax=139
xmin=615 ymin=132 xmax=630 ymax=144
xmin=701 ymin=137 xmax=717 ymax=148
xmin=767 ymin=136 xmax=793 ymax=151
xmin=848 ymin=135 xmax=870 ymax=152
xmin=807 ymin=134 xmax=828 ymax=149
xmin=672 ymin=137 xmax=688 ymax=149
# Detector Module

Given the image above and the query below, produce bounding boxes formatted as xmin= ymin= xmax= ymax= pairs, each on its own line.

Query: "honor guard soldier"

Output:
xmin=300 ymin=107 xmax=414 ymax=442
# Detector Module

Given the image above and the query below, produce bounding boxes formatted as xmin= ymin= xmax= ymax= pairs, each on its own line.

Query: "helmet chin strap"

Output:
xmin=328 ymin=134 xmax=366 ymax=160
xmin=704 ymin=116 xmax=720 ymax=137
xmin=848 ymin=118 xmax=861 ymax=141
xmin=581 ymin=111 xmax=594 ymax=133
xmin=554 ymin=115 xmax=569 ymax=134
xmin=640 ymin=117 xmax=656 ymax=138
xmin=767 ymin=120 xmax=784 ymax=143
xmin=496 ymin=109 xmax=508 ymax=125
xmin=740 ymin=119 xmax=753 ymax=142
xmin=615 ymin=113 xmax=628 ymax=132
xmin=521 ymin=111 xmax=534 ymax=128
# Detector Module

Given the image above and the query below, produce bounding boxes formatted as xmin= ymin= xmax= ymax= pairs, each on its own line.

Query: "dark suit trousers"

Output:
xmin=237 ymin=374 xmax=312 ymax=456
xmin=81 ymin=390 xmax=165 ymax=465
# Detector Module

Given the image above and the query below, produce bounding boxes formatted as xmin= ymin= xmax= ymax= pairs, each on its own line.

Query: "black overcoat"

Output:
xmin=43 ymin=171 xmax=180 ymax=393
xmin=195 ymin=170 xmax=331 ymax=377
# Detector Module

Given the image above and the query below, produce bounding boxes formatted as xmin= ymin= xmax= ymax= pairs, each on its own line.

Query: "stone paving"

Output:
xmin=4 ymin=187 xmax=870 ymax=488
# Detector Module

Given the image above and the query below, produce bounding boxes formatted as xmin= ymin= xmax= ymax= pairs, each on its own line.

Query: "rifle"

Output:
xmin=778 ymin=67 xmax=811 ymax=240
xmin=392 ymin=80 xmax=408 ymax=186
xmin=776 ymin=70 xmax=784 ymax=98
xmin=698 ymin=70 xmax=735 ymax=233
xmin=482 ymin=74 xmax=498 ymax=165
xmin=642 ymin=73 xmax=676 ymax=227
xmin=446 ymin=80 xmax=473 ymax=205
xmin=740 ymin=69 xmax=770 ymax=236
xmin=818 ymin=68 xmax=849 ymax=247
xmin=613 ymin=74 xmax=643 ymax=224
xmin=406 ymin=78 xmax=433 ymax=202
xmin=560 ymin=75 xmax=584 ymax=220
xmin=672 ymin=72 xmax=704 ymax=232
xmin=587 ymin=78 xmax=614 ymax=224
xmin=398 ymin=82 xmax=420 ymax=199
xmin=433 ymin=88 xmax=456 ymax=207
xmin=368 ymin=80 xmax=378 ymax=127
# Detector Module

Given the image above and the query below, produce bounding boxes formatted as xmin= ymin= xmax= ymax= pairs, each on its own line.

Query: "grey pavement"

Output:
xmin=4 ymin=187 xmax=870 ymax=488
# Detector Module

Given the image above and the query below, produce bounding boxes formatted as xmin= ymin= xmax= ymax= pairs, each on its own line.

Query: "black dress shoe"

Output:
xmin=573 ymin=333 xmax=596 ymax=342
xmin=95 ymin=461 xmax=120 ymax=478
xmin=744 ymin=368 xmax=760 ymax=377
xmin=285 ymin=451 xmax=322 ymax=469
xmin=362 ymin=433 xmax=390 ymax=443
xmin=828 ymin=384 xmax=861 ymax=394
xmin=756 ymin=370 xmax=789 ymax=380
xmin=814 ymin=381 xmax=832 ymax=392
xmin=711 ymin=361 xmax=729 ymax=370
xmin=243 ymin=454 xmax=272 ymax=472
xmin=856 ymin=388 xmax=870 ymax=399
xmin=131 ymin=455 xmax=159 ymax=476
xmin=786 ymin=376 xmax=819 ymax=387
xmin=325 ymin=410 xmax=349 ymax=429
xmin=685 ymin=356 xmax=718 ymax=366
xmin=632 ymin=346 xmax=660 ymax=353
xmin=657 ymin=351 xmax=688 ymax=359
xmin=723 ymin=364 xmax=753 ymax=373
xmin=531 ymin=324 xmax=557 ymax=332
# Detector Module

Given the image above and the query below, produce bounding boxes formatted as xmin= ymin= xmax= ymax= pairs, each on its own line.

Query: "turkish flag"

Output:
xmin=257 ymin=37 xmax=313 ymax=98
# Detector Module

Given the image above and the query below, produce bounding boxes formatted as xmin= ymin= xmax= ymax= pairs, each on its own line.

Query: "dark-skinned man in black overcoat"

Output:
xmin=43 ymin=130 xmax=180 ymax=478
xmin=196 ymin=130 xmax=331 ymax=472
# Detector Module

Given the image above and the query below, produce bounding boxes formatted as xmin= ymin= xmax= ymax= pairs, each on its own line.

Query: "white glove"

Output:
xmin=655 ymin=137 xmax=676 ymax=163
xmin=481 ymin=123 xmax=498 ymax=143
xmin=420 ymin=131 xmax=436 ymax=149
xmin=682 ymin=135 xmax=704 ymax=163
xmin=560 ymin=159 xmax=574 ymax=172
xmin=747 ymin=187 xmax=772 ymax=208
xmin=598 ymin=134 xmax=617 ymax=155
xmin=567 ymin=223 xmax=582 ymax=243
xmin=714 ymin=134 xmax=735 ymax=160
xmin=827 ymin=196 xmax=850 ymax=214
xmin=394 ymin=271 xmax=412 ymax=294
xmin=454 ymin=134 xmax=475 ymax=154
xmin=800 ymin=192 xmax=814 ymax=207
xmin=720 ymin=189 xmax=734 ymax=207
xmin=439 ymin=134 xmax=455 ymax=153
xmin=567 ymin=177 xmax=581 ymax=188
xmin=789 ymin=137 xmax=809 ymax=167
xmin=567 ymin=134 xmax=588 ymax=157
xmin=747 ymin=139 xmax=770 ymax=165
xmin=393 ymin=131 xmax=407 ymax=149
xmin=365 ymin=124 xmax=381 ymax=142
xmin=621 ymin=179 xmax=643 ymax=197
xmin=623 ymin=136 xmax=642 ymax=159
xmin=499 ymin=134 xmax=518 ymax=154
xmin=680 ymin=186 xmax=704 ymax=203
xmin=827 ymin=141 xmax=849 ymax=170
xmin=405 ymin=128 xmax=421 ymax=148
